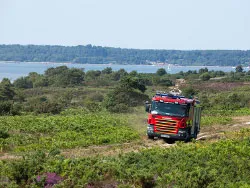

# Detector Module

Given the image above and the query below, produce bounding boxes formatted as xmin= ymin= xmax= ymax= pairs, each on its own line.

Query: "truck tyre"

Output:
xmin=185 ymin=134 xmax=191 ymax=142
xmin=147 ymin=135 xmax=154 ymax=140
xmin=184 ymin=128 xmax=191 ymax=142
xmin=164 ymin=138 xmax=175 ymax=144
xmin=193 ymin=127 xmax=198 ymax=139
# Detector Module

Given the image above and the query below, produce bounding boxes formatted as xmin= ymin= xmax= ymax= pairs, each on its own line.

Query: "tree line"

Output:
xmin=1 ymin=44 xmax=250 ymax=66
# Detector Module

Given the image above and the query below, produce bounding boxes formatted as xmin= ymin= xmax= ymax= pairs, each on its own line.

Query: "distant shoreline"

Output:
xmin=0 ymin=61 xmax=241 ymax=68
xmin=0 ymin=61 xmax=243 ymax=81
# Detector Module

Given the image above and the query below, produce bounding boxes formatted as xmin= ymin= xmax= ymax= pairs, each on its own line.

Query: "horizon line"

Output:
xmin=0 ymin=43 xmax=249 ymax=51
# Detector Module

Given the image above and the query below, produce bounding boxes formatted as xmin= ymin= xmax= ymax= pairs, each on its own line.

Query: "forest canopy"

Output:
xmin=1 ymin=44 xmax=250 ymax=66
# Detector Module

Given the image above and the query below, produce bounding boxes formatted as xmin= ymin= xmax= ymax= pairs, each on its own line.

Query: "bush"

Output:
xmin=235 ymin=65 xmax=243 ymax=73
xmin=199 ymin=94 xmax=211 ymax=108
xmin=0 ymin=101 xmax=12 ymax=115
xmin=0 ymin=129 xmax=9 ymax=139
xmin=105 ymin=103 xmax=130 ymax=113
xmin=33 ymin=77 xmax=49 ymax=87
xmin=2 ymin=137 xmax=250 ymax=187
xmin=210 ymin=92 xmax=250 ymax=111
xmin=13 ymin=77 xmax=33 ymax=89
xmin=60 ymin=108 xmax=90 ymax=116
xmin=104 ymin=76 xmax=149 ymax=113
xmin=88 ymin=92 xmax=104 ymax=102
xmin=199 ymin=72 xmax=211 ymax=81
xmin=85 ymin=101 xmax=102 ymax=112
xmin=157 ymin=78 xmax=173 ymax=86
xmin=25 ymin=97 xmax=63 ymax=114
xmin=182 ymin=87 xmax=196 ymax=98
xmin=0 ymin=113 xmax=139 ymax=152
xmin=104 ymin=88 xmax=149 ymax=113
xmin=156 ymin=68 xmax=167 ymax=76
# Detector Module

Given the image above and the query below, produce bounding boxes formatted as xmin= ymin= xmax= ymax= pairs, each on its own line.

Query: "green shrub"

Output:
xmin=201 ymin=116 xmax=232 ymax=126
xmin=2 ymin=137 xmax=250 ymax=187
xmin=104 ymin=89 xmax=149 ymax=113
xmin=0 ymin=129 xmax=9 ymax=139
xmin=85 ymin=101 xmax=102 ymax=112
xmin=25 ymin=96 xmax=63 ymax=114
xmin=0 ymin=101 xmax=12 ymax=115
xmin=106 ymin=103 xmax=130 ymax=113
xmin=199 ymin=72 xmax=211 ymax=81
xmin=182 ymin=87 xmax=197 ymax=98
xmin=156 ymin=68 xmax=167 ymax=76
xmin=60 ymin=108 xmax=90 ymax=116
xmin=157 ymin=78 xmax=173 ymax=86
xmin=13 ymin=77 xmax=33 ymax=89
xmin=0 ymin=112 xmax=139 ymax=152
xmin=88 ymin=92 xmax=104 ymax=102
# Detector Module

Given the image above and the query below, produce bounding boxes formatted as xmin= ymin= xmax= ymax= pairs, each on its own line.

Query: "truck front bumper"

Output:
xmin=147 ymin=124 xmax=189 ymax=140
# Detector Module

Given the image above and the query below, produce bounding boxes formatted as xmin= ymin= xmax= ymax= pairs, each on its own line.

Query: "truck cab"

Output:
xmin=146 ymin=92 xmax=201 ymax=141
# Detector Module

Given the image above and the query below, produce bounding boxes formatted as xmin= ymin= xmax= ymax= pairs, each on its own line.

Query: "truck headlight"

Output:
xmin=178 ymin=130 xmax=186 ymax=134
xmin=178 ymin=130 xmax=187 ymax=137
xmin=147 ymin=124 xmax=154 ymax=131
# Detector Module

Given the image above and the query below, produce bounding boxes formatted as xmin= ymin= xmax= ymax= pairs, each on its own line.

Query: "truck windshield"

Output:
xmin=151 ymin=101 xmax=189 ymax=117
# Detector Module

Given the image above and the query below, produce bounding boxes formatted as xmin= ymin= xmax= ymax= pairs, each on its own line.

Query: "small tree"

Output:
xmin=235 ymin=65 xmax=243 ymax=73
xmin=0 ymin=101 xmax=12 ymax=115
xmin=199 ymin=68 xmax=208 ymax=74
xmin=199 ymin=72 xmax=211 ymax=81
xmin=0 ymin=78 xmax=15 ymax=100
xmin=120 ymin=76 xmax=146 ymax=93
xmin=182 ymin=87 xmax=196 ymax=98
xmin=129 ymin=71 xmax=138 ymax=77
xmin=103 ymin=76 xmax=149 ymax=113
xmin=13 ymin=77 xmax=33 ymax=89
xmin=157 ymin=78 xmax=173 ymax=86
xmin=85 ymin=70 xmax=101 ymax=81
xmin=102 ymin=67 xmax=112 ymax=74
xmin=156 ymin=68 xmax=167 ymax=76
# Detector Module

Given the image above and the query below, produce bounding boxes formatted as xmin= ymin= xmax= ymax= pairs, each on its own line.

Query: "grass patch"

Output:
xmin=0 ymin=111 xmax=139 ymax=153
xmin=201 ymin=115 xmax=232 ymax=127
xmin=204 ymin=108 xmax=250 ymax=116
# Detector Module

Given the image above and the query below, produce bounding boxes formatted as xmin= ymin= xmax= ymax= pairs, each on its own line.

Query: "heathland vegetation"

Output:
xmin=1 ymin=65 xmax=250 ymax=187
xmin=1 ymin=44 xmax=250 ymax=66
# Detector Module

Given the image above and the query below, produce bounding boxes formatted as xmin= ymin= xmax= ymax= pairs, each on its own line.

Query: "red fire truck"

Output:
xmin=145 ymin=92 xmax=201 ymax=141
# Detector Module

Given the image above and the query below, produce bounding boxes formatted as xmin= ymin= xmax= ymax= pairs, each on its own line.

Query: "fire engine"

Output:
xmin=145 ymin=91 xmax=201 ymax=141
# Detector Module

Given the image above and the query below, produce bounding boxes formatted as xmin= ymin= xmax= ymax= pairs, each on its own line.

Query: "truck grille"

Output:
xmin=155 ymin=118 xmax=178 ymax=134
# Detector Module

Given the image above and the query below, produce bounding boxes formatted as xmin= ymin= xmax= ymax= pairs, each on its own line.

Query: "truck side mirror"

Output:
xmin=145 ymin=101 xmax=151 ymax=113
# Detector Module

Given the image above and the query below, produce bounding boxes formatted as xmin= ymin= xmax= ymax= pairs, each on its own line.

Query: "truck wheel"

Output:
xmin=147 ymin=135 xmax=154 ymax=140
xmin=193 ymin=127 xmax=198 ymax=139
xmin=184 ymin=128 xmax=191 ymax=142
xmin=164 ymin=138 xmax=175 ymax=144
xmin=184 ymin=134 xmax=191 ymax=142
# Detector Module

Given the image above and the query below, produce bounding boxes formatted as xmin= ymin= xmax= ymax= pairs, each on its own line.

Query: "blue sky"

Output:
xmin=1 ymin=0 xmax=250 ymax=50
